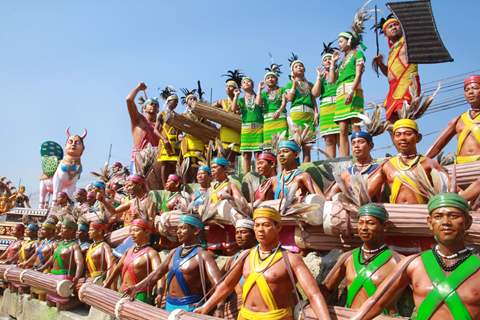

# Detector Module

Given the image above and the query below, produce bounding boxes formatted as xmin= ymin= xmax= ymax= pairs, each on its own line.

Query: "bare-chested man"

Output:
xmin=322 ymin=204 xmax=402 ymax=315
xmin=0 ymin=224 xmax=25 ymax=264
xmin=368 ymin=119 xmax=446 ymax=204
xmin=268 ymin=140 xmax=323 ymax=201
xmin=427 ymin=75 xmax=480 ymax=164
xmin=83 ymin=220 xmax=115 ymax=284
xmin=254 ymin=152 xmax=277 ymax=201
xmin=126 ymin=215 xmax=222 ymax=313
xmin=195 ymin=206 xmax=331 ymax=320
xmin=352 ymin=192 xmax=480 ymax=320
xmin=104 ymin=218 xmax=160 ymax=304
xmin=209 ymin=157 xmax=243 ymax=204
xmin=17 ymin=223 xmax=39 ymax=265
xmin=326 ymin=131 xmax=378 ymax=200
xmin=126 ymin=82 xmax=160 ymax=173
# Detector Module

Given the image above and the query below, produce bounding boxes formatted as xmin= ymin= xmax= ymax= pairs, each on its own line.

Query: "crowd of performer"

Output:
xmin=1 ymin=7 xmax=480 ymax=320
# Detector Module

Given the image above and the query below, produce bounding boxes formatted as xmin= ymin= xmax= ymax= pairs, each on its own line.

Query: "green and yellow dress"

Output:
xmin=262 ymin=88 xmax=288 ymax=148
xmin=238 ymin=96 xmax=264 ymax=153
xmin=334 ymin=49 xmax=365 ymax=122
xmin=284 ymin=79 xmax=315 ymax=138
xmin=219 ymin=99 xmax=241 ymax=153
xmin=319 ymin=75 xmax=340 ymax=137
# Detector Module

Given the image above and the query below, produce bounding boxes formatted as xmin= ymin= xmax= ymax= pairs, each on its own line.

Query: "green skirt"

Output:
xmin=334 ymin=81 xmax=364 ymax=123
xmin=290 ymin=105 xmax=315 ymax=139
xmin=240 ymin=123 xmax=263 ymax=152
xmin=263 ymin=113 xmax=288 ymax=148
xmin=319 ymin=96 xmax=340 ymax=137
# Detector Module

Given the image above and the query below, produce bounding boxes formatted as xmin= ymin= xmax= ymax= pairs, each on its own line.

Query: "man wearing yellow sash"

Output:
xmin=194 ymin=207 xmax=331 ymax=320
xmin=352 ymin=193 xmax=480 ymax=320
xmin=209 ymin=157 xmax=242 ymax=205
xmin=373 ymin=15 xmax=420 ymax=122
xmin=426 ymin=75 xmax=480 ymax=164
xmin=84 ymin=220 xmax=115 ymax=283
xmin=368 ymin=119 xmax=445 ymax=204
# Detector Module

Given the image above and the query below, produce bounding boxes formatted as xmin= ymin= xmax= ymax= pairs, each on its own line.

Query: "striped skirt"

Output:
xmin=334 ymin=81 xmax=364 ymax=123
xmin=319 ymin=96 xmax=340 ymax=137
xmin=290 ymin=104 xmax=316 ymax=139
xmin=263 ymin=112 xmax=288 ymax=148
xmin=240 ymin=122 xmax=263 ymax=152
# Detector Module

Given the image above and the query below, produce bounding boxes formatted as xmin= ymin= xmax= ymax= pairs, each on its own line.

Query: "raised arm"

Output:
xmin=256 ymin=82 xmax=265 ymax=106
xmin=425 ymin=117 xmax=459 ymax=158
xmin=231 ymin=89 xmax=241 ymax=113
xmin=285 ymin=78 xmax=296 ymax=102
xmin=290 ymin=253 xmax=331 ymax=320
xmin=327 ymin=53 xmax=340 ymax=84
xmin=311 ymin=68 xmax=323 ymax=98
xmin=126 ymin=82 xmax=147 ymax=127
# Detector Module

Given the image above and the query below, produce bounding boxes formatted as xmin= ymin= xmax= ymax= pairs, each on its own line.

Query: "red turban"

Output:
xmin=257 ymin=152 xmax=276 ymax=163
xmin=167 ymin=174 xmax=181 ymax=184
xmin=131 ymin=219 xmax=156 ymax=234
xmin=127 ymin=174 xmax=145 ymax=185
xmin=464 ymin=75 xmax=480 ymax=88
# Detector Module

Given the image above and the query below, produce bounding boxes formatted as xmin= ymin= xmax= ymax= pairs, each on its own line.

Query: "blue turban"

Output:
xmin=180 ymin=215 xmax=205 ymax=230
xmin=27 ymin=223 xmax=39 ymax=232
xmin=212 ymin=157 xmax=230 ymax=167
xmin=78 ymin=223 xmax=89 ymax=232
xmin=144 ymin=97 xmax=159 ymax=106
xmin=278 ymin=140 xmax=301 ymax=153
xmin=198 ymin=165 xmax=211 ymax=174
xmin=93 ymin=181 xmax=106 ymax=189
xmin=351 ymin=131 xmax=373 ymax=144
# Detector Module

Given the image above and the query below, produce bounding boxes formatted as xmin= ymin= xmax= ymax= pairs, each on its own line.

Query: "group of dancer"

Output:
xmin=1 ymin=4 xmax=480 ymax=320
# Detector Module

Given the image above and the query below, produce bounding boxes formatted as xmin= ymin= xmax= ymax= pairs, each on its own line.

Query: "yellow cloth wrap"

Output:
xmin=210 ymin=181 xmax=229 ymax=204
xmin=19 ymin=240 xmax=34 ymax=263
xmin=238 ymin=306 xmax=291 ymax=320
xmin=393 ymin=119 xmax=418 ymax=133
xmin=456 ymin=112 xmax=480 ymax=163
xmin=157 ymin=114 xmax=179 ymax=162
xmin=220 ymin=99 xmax=241 ymax=153
xmin=252 ymin=207 xmax=281 ymax=224
xmin=86 ymin=242 xmax=103 ymax=278
xmin=239 ymin=248 xmax=289 ymax=320
xmin=388 ymin=156 xmax=426 ymax=204
xmin=181 ymin=134 xmax=204 ymax=159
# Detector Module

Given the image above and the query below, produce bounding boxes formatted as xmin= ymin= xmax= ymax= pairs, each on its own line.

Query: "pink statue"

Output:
xmin=39 ymin=128 xmax=87 ymax=208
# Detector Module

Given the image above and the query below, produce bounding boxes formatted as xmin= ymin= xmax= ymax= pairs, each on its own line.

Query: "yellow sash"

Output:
xmin=456 ymin=112 xmax=480 ymax=164
xmin=220 ymin=99 xmax=241 ymax=153
xmin=86 ymin=242 xmax=104 ymax=278
xmin=239 ymin=248 xmax=291 ymax=320
xmin=388 ymin=155 xmax=426 ymax=204
xmin=210 ymin=180 xmax=229 ymax=204
xmin=19 ymin=240 xmax=35 ymax=263
xmin=158 ymin=113 xmax=179 ymax=161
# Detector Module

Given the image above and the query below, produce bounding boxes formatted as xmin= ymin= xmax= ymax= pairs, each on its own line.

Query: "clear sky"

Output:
xmin=1 ymin=0 xmax=478 ymax=205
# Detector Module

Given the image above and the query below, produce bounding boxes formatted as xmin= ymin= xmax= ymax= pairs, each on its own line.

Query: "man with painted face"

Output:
xmin=223 ymin=219 xmax=257 ymax=320
xmin=195 ymin=207 xmax=331 ymax=320
xmin=373 ymin=15 xmax=421 ymax=122
xmin=191 ymin=166 xmax=212 ymax=211
xmin=427 ymin=75 xmax=480 ymax=164
xmin=104 ymin=218 xmax=160 ymax=303
xmin=326 ymin=131 xmax=378 ymax=200
xmin=322 ymin=204 xmax=402 ymax=314
xmin=125 ymin=82 xmax=160 ymax=174
xmin=254 ymin=152 xmax=277 ymax=201
xmin=269 ymin=140 xmax=323 ymax=201
xmin=0 ymin=223 xmax=25 ymax=264
xmin=352 ymin=193 xmax=480 ymax=320
xmin=368 ymin=119 xmax=446 ymax=204
xmin=209 ymin=157 xmax=243 ymax=205
xmin=126 ymin=215 xmax=222 ymax=312
xmin=233 ymin=77 xmax=264 ymax=173
xmin=44 ymin=218 xmax=84 ymax=309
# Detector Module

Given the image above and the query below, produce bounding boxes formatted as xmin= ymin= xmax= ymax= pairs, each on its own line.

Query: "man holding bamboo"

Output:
xmin=352 ymin=193 xmax=480 ymax=320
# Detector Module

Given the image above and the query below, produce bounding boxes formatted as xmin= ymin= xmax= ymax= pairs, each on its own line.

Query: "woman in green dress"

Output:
xmin=284 ymin=54 xmax=319 ymax=162
xmin=328 ymin=31 xmax=366 ymax=157
xmin=256 ymin=64 xmax=288 ymax=150
xmin=312 ymin=42 xmax=340 ymax=158
xmin=232 ymin=77 xmax=263 ymax=173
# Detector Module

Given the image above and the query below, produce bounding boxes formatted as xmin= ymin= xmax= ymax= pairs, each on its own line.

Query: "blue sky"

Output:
xmin=1 ymin=1 xmax=478 ymax=204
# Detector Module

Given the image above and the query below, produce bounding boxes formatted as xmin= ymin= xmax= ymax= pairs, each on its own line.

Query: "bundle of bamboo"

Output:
xmin=21 ymin=269 xmax=73 ymax=297
xmin=446 ymin=161 xmax=480 ymax=186
xmin=165 ymin=111 xmax=219 ymax=143
xmin=191 ymin=102 xmax=241 ymax=132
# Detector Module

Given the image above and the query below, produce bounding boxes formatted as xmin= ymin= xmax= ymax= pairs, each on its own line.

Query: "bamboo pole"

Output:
xmin=165 ymin=111 xmax=219 ymax=143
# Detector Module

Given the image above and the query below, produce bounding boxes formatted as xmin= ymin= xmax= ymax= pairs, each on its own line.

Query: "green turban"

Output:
xmin=428 ymin=192 xmax=469 ymax=214
xmin=358 ymin=204 xmax=388 ymax=222
xmin=62 ymin=218 xmax=77 ymax=229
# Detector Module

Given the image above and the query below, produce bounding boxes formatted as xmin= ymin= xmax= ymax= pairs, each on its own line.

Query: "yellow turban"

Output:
xmin=393 ymin=119 xmax=418 ymax=133
xmin=253 ymin=207 xmax=281 ymax=224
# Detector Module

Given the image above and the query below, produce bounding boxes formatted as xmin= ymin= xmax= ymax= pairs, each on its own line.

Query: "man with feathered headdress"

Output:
xmin=155 ymin=86 xmax=180 ymax=187
xmin=125 ymin=82 xmax=161 ymax=174
xmin=212 ymin=69 xmax=244 ymax=163
xmin=372 ymin=14 xmax=421 ymax=122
